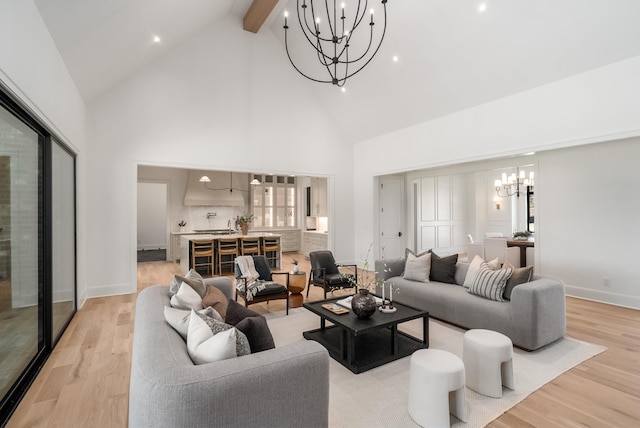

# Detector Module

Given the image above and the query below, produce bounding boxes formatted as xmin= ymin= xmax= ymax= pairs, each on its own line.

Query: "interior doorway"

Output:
xmin=137 ymin=182 xmax=168 ymax=262
xmin=378 ymin=176 xmax=405 ymax=259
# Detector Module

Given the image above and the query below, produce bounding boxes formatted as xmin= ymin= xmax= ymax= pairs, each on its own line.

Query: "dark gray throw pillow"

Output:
xmin=252 ymin=256 xmax=273 ymax=281
xmin=503 ymin=265 xmax=534 ymax=300
xmin=225 ymin=300 xmax=275 ymax=352
xmin=235 ymin=316 xmax=275 ymax=353
xmin=429 ymin=252 xmax=458 ymax=284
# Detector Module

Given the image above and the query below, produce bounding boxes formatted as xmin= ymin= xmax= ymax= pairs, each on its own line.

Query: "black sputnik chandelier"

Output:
xmin=283 ymin=0 xmax=388 ymax=87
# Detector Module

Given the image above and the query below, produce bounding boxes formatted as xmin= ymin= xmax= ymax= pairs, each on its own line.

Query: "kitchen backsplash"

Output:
xmin=173 ymin=206 xmax=247 ymax=231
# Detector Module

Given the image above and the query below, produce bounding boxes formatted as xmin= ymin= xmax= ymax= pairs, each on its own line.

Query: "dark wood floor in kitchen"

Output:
xmin=6 ymin=253 xmax=640 ymax=427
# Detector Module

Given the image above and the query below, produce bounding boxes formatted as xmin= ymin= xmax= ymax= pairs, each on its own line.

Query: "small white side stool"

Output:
xmin=408 ymin=349 xmax=467 ymax=428
xmin=463 ymin=329 xmax=514 ymax=398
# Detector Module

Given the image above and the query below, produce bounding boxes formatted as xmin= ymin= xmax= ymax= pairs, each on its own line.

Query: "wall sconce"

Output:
xmin=494 ymin=197 xmax=501 ymax=210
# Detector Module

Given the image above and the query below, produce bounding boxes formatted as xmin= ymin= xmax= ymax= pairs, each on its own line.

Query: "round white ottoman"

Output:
xmin=408 ymin=349 xmax=467 ymax=428
xmin=463 ymin=329 xmax=514 ymax=398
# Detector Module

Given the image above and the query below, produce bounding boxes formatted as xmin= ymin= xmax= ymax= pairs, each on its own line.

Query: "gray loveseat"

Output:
xmin=130 ymin=277 xmax=330 ymax=428
xmin=375 ymin=258 xmax=566 ymax=350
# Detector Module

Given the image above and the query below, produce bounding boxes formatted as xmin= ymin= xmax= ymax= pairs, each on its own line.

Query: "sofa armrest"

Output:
xmin=375 ymin=257 xmax=404 ymax=281
xmin=510 ymin=277 xmax=566 ymax=350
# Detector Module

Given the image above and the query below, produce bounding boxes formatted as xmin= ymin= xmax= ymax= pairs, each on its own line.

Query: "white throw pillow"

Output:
xmin=403 ymin=251 xmax=431 ymax=282
xmin=164 ymin=306 xmax=223 ymax=339
xmin=467 ymin=263 xmax=513 ymax=302
xmin=170 ymin=281 xmax=204 ymax=310
xmin=463 ymin=255 xmax=500 ymax=288
xmin=186 ymin=310 xmax=237 ymax=364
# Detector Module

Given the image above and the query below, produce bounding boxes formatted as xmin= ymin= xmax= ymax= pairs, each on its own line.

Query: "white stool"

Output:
xmin=408 ymin=349 xmax=467 ymax=427
xmin=463 ymin=329 xmax=514 ymax=398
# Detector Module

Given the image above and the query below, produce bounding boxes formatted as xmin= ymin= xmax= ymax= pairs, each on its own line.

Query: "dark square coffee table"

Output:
xmin=303 ymin=296 xmax=429 ymax=374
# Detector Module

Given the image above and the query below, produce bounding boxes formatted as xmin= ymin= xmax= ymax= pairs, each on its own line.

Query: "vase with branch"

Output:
xmin=236 ymin=213 xmax=254 ymax=235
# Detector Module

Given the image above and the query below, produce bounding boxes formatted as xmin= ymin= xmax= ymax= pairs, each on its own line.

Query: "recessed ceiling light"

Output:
xmin=341 ymin=87 xmax=346 ymax=93
xmin=392 ymin=55 xmax=399 ymax=62
xmin=152 ymin=35 xmax=161 ymax=44
xmin=478 ymin=3 xmax=487 ymax=13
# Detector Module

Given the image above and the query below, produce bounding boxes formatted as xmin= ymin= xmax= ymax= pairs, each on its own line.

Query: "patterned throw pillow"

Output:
xmin=196 ymin=312 xmax=251 ymax=356
xmin=468 ymin=262 xmax=513 ymax=302
xmin=463 ymin=255 xmax=501 ymax=288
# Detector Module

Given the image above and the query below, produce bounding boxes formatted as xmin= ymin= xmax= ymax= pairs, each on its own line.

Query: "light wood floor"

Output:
xmin=6 ymin=253 xmax=640 ymax=427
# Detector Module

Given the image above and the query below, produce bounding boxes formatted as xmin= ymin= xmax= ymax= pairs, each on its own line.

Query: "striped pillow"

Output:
xmin=468 ymin=263 xmax=513 ymax=302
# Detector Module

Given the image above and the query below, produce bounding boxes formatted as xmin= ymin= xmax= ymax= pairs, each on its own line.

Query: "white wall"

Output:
xmin=86 ymin=16 xmax=354 ymax=297
xmin=354 ymin=55 xmax=640 ymax=309
xmin=0 ymin=0 xmax=87 ymax=305
xmin=136 ymin=182 xmax=167 ymax=250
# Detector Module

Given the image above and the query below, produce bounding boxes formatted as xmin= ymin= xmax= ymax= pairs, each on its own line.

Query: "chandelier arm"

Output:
xmin=297 ymin=1 xmax=337 ymax=62
xmin=335 ymin=1 xmax=386 ymax=81
xmin=284 ymin=30 xmax=336 ymax=84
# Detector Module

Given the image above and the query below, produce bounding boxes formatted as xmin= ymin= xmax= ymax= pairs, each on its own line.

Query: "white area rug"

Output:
xmin=265 ymin=308 xmax=606 ymax=428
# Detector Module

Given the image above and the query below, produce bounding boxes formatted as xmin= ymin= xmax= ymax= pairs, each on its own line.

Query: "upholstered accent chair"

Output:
xmin=235 ymin=255 xmax=290 ymax=314
xmin=307 ymin=250 xmax=358 ymax=299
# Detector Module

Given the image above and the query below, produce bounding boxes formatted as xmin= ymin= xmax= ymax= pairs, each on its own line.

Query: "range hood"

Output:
xmin=183 ymin=170 xmax=248 ymax=206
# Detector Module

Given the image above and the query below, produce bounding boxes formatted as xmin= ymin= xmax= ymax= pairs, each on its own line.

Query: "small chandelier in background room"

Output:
xmin=283 ymin=0 xmax=388 ymax=87
xmin=495 ymin=167 xmax=534 ymax=198
xmin=199 ymin=172 xmax=260 ymax=193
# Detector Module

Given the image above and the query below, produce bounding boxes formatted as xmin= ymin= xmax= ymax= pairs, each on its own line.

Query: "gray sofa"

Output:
xmin=130 ymin=277 xmax=330 ymax=428
xmin=375 ymin=258 xmax=566 ymax=350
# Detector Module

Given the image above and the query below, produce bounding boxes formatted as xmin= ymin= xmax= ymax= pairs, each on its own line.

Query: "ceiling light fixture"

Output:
xmin=494 ymin=167 xmax=534 ymax=198
xmin=152 ymin=35 xmax=161 ymax=43
xmin=199 ymin=172 xmax=259 ymax=193
xmin=283 ymin=0 xmax=388 ymax=87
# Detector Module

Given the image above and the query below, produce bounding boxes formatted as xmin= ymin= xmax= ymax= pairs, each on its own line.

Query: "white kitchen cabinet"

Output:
xmin=302 ymin=231 xmax=328 ymax=258
xmin=277 ymin=229 xmax=301 ymax=252
xmin=310 ymin=177 xmax=327 ymax=217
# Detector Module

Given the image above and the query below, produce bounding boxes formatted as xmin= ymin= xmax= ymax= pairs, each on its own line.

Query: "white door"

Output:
xmin=379 ymin=176 xmax=405 ymax=259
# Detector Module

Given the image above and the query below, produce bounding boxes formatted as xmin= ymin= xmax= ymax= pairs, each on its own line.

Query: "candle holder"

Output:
xmin=379 ymin=299 xmax=397 ymax=314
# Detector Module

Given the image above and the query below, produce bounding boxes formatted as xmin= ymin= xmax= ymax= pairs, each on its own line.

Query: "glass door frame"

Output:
xmin=0 ymin=84 xmax=78 ymax=424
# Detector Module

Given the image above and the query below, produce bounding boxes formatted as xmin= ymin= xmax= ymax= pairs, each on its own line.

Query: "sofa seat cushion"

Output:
xmin=385 ymin=277 xmax=512 ymax=333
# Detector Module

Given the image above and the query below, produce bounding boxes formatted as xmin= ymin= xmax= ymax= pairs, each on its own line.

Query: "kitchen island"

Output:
xmin=180 ymin=232 xmax=282 ymax=273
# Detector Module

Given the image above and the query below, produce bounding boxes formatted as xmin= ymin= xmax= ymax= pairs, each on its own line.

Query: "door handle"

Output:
xmin=398 ymin=232 xmax=402 ymax=237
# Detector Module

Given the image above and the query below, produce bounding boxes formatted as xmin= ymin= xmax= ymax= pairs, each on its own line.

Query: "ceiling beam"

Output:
xmin=243 ymin=0 xmax=280 ymax=33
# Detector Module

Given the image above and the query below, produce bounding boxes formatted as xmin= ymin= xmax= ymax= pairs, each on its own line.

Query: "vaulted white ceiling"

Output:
xmin=35 ymin=0 xmax=640 ymax=143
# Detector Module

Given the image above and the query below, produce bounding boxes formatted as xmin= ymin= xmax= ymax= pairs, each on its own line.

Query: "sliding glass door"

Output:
xmin=0 ymin=88 xmax=77 ymax=423
xmin=0 ymin=101 xmax=44 ymax=407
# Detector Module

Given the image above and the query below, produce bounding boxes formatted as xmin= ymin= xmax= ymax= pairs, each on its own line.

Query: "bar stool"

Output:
xmin=240 ymin=237 xmax=261 ymax=257
xmin=216 ymin=238 xmax=238 ymax=275
xmin=262 ymin=236 xmax=280 ymax=268
xmin=191 ymin=240 xmax=213 ymax=276
xmin=408 ymin=349 xmax=467 ymax=427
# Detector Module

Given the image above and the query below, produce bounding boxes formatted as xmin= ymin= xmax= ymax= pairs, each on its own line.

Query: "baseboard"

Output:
xmin=565 ymin=284 xmax=640 ymax=310
xmin=86 ymin=283 xmax=136 ymax=299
